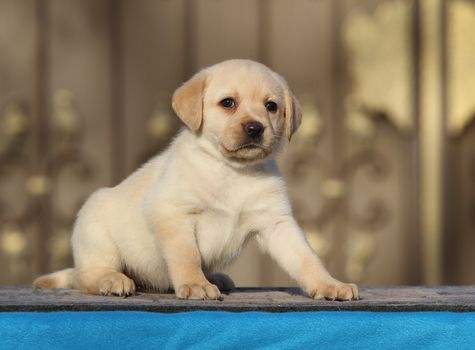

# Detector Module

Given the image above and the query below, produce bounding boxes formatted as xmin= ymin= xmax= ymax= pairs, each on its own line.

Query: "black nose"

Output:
xmin=244 ymin=122 xmax=264 ymax=139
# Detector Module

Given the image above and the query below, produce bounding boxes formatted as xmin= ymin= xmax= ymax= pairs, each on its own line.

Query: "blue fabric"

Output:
xmin=1 ymin=311 xmax=474 ymax=350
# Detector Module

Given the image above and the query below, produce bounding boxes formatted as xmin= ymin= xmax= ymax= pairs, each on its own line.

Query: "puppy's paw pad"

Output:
xmin=98 ymin=272 xmax=136 ymax=297
xmin=308 ymin=280 xmax=359 ymax=301
xmin=176 ymin=282 xmax=221 ymax=300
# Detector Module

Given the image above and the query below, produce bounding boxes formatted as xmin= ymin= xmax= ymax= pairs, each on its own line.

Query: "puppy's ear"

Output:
xmin=284 ymin=87 xmax=302 ymax=141
xmin=172 ymin=70 xmax=208 ymax=132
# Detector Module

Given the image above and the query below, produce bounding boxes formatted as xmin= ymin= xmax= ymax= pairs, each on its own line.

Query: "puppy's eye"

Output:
xmin=220 ymin=98 xmax=235 ymax=109
xmin=265 ymin=101 xmax=278 ymax=113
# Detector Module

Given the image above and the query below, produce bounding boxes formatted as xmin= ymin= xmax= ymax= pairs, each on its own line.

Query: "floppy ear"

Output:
xmin=284 ymin=87 xmax=302 ymax=141
xmin=172 ymin=70 xmax=208 ymax=132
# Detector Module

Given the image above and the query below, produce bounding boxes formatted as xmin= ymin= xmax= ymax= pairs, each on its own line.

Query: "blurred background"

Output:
xmin=0 ymin=0 xmax=474 ymax=287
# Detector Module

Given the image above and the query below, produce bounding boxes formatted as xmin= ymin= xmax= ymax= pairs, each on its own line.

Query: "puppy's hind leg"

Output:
xmin=75 ymin=267 xmax=136 ymax=297
xmin=72 ymin=212 xmax=136 ymax=297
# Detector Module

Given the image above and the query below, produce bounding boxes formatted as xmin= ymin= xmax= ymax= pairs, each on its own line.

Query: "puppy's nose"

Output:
xmin=244 ymin=122 xmax=264 ymax=139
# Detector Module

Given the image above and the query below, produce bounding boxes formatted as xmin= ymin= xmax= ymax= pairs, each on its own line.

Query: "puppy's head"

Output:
xmin=172 ymin=59 xmax=301 ymax=163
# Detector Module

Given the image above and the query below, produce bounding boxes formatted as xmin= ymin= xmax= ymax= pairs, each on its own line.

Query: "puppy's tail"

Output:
xmin=33 ymin=268 xmax=74 ymax=289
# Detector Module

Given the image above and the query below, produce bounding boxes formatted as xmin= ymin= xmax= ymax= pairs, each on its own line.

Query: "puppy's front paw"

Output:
xmin=98 ymin=272 xmax=136 ymax=297
xmin=307 ymin=279 xmax=359 ymax=301
xmin=176 ymin=282 xmax=221 ymax=300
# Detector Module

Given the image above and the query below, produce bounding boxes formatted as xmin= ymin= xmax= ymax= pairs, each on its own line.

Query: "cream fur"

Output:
xmin=34 ymin=59 xmax=358 ymax=301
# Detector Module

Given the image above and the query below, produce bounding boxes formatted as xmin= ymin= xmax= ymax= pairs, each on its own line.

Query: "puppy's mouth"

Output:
xmin=220 ymin=142 xmax=272 ymax=162
xmin=227 ymin=143 xmax=266 ymax=152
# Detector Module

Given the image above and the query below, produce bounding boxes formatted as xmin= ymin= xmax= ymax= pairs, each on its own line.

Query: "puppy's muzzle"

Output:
xmin=242 ymin=121 xmax=264 ymax=140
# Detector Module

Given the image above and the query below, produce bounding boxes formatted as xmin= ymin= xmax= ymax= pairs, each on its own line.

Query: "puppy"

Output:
xmin=34 ymin=59 xmax=358 ymax=301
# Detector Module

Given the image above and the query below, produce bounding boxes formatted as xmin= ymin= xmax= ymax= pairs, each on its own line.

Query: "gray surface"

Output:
xmin=1 ymin=286 xmax=475 ymax=312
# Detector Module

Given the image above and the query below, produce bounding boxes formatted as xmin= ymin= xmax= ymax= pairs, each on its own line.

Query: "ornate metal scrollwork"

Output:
xmin=283 ymin=95 xmax=392 ymax=281
xmin=341 ymin=0 xmax=414 ymax=281
xmin=0 ymin=90 xmax=94 ymax=278
xmin=137 ymin=93 xmax=179 ymax=165
xmin=344 ymin=0 xmax=415 ymax=135
xmin=280 ymin=97 xmax=334 ymax=262
xmin=0 ymin=102 xmax=32 ymax=278
xmin=284 ymin=0 xmax=413 ymax=281
xmin=47 ymin=90 xmax=94 ymax=270
xmin=283 ymin=1 xmax=412 ymax=282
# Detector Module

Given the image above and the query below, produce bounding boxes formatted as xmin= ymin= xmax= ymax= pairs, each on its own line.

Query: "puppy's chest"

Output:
xmin=193 ymin=183 xmax=260 ymax=268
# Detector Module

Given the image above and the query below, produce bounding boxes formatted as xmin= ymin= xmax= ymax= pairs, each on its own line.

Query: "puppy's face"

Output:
xmin=203 ymin=63 xmax=287 ymax=162
xmin=172 ymin=60 xmax=301 ymax=163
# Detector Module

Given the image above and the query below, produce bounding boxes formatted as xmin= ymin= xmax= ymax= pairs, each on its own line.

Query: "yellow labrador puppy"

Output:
xmin=34 ymin=59 xmax=358 ymax=301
